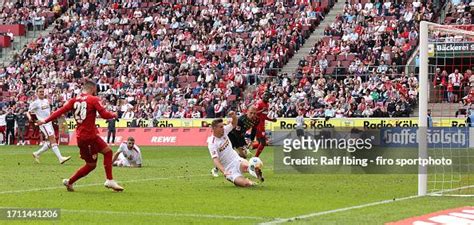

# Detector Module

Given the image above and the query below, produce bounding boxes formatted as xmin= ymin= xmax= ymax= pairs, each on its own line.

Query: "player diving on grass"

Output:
xmin=29 ymin=86 xmax=71 ymax=164
xmin=211 ymin=106 xmax=260 ymax=177
xmin=37 ymin=80 xmax=124 ymax=192
xmin=208 ymin=111 xmax=264 ymax=187
xmin=113 ymin=137 xmax=142 ymax=168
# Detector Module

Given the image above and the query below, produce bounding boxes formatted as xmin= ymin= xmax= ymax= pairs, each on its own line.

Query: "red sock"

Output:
xmin=103 ymin=150 xmax=113 ymax=180
xmin=252 ymin=142 xmax=259 ymax=149
xmin=69 ymin=164 xmax=95 ymax=184
xmin=255 ymin=144 xmax=265 ymax=157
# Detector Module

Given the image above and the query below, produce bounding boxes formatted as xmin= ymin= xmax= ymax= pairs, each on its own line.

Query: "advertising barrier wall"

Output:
xmin=62 ymin=126 xmax=474 ymax=147
xmin=67 ymin=128 xmax=211 ymax=146
xmin=66 ymin=117 xmax=469 ymax=131
xmin=381 ymin=127 xmax=469 ymax=148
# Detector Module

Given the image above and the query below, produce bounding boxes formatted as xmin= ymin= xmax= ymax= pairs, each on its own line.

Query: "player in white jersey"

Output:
xmin=113 ymin=137 xmax=142 ymax=167
xmin=208 ymin=111 xmax=263 ymax=187
xmin=28 ymin=86 xmax=71 ymax=164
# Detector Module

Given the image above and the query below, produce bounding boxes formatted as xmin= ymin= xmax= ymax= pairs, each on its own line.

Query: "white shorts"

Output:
xmin=39 ymin=122 xmax=55 ymax=138
xmin=114 ymin=153 xmax=139 ymax=167
xmin=225 ymin=158 xmax=247 ymax=183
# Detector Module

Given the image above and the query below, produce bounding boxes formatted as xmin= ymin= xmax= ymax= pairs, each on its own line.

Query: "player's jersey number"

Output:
xmin=74 ymin=101 xmax=87 ymax=123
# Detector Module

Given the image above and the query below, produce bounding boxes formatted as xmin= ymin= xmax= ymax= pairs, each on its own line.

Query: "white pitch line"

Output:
xmin=259 ymin=195 xmax=421 ymax=225
xmin=0 ymin=174 xmax=209 ymax=195
xmin=260 ymin=184 xmax=474 ymax=225
xmin=61 ymin=209 xmax=272 ymax=221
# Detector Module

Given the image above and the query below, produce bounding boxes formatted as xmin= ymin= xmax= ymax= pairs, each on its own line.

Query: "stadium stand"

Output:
xmin=444 ymin=0 xmax=474 ymax=25
xmin=0 ymin=0 xmax=455 ymax=125
xmin=1 ymin=0 xmax=332 ymax=121
xmin=0 ymin=1 xmax=61 ymax=28
xmin=429 ymin=1 xmax=474 ymax=116
xmin=265 ymin=0 xmax=447 ymax=118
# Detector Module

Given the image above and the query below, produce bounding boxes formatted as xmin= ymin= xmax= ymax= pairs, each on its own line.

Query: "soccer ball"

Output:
xmin=248 ymin=157 xmax=263 ymax=179
xmin=249 ymin=157 xmax=263 ymax=169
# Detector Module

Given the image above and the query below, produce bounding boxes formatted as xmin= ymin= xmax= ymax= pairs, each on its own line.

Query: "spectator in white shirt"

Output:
xmin=449 ymin=69 xmax=464 ymax=102
xmin=122 ymin=108 xmax=135 ymax=119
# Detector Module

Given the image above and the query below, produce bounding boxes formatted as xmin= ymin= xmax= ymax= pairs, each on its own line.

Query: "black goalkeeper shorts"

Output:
xmin=228 ymin=132 xmax=246 ymax=148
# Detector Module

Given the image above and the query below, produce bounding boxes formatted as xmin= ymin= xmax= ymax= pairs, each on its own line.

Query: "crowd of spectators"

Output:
xmin=430 ymin=0 xmax=474 ymax=108
xmin=259 ymin=70 xmax=418 ymax=118
xmin=257 ymin=0 xmax=445 ymax=118
xmin=433 ymin=67 xmax=474 ymax=104
xmin=0 ymin=0 xmax=66 ymax=31
xmin=0 ymin=0 xmax=324 ymax=119
xmin=0 ymin=0 xmax=460 ymax=120
xmin=445 ymin=0 xmax=474 ymax=25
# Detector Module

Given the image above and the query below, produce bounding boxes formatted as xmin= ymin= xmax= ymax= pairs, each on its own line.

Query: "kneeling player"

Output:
xmin=207 ymin=112 xmax=263 ymax=187
xmin=113 ymin=137 xmax=142 ymax=168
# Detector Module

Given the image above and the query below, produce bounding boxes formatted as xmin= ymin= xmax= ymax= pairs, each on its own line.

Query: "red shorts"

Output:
xmin=0 ymin=126 xmax=5 ymax=133
xmin=77 ymin=136 xmax=108 ymax=163
xmin=256 ymin=126 xmax=266 ymax=138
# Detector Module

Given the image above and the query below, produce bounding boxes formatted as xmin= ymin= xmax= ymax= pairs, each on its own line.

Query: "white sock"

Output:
xmin=51 ymin=144 xmax=63 ymax=160
xmin=248 ymin=166 xmax=258 ymax=178
xmin=34 ymin=142 xmax=50 ymax=155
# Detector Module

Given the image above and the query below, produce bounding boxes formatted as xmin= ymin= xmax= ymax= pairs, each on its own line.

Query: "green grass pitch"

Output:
xmin=0 ymin=146 xmax=472 ymax=224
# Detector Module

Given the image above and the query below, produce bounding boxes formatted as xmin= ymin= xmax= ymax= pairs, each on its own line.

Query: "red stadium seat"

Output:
xmin=346 ymin=54 xmax=356 ymax=62
xmin=325 ymin=54 xmax=335 ymax=61
xmin=187 ymin=76 xmax=196 ymax=82
xmin=321 ymin=0 xmax=329 ymax=12
xmin=341 ymin=61 xmax=351 ymax=68
xmin=178 ymin=76 xmax=187 ymax=83
xmin=337 ymin=55 xmax=346 ymax=61
xmin=326 ymin=67 xmax=335 ymax=75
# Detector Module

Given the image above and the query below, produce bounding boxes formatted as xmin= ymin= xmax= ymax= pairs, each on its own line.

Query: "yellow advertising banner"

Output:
xmin=66 ymin=118 xmax=213 ymax=130
xmin=66 ymin=117 xmax=468 ymax=131
xmin=268 ymin=118 xmax=467 ymax=130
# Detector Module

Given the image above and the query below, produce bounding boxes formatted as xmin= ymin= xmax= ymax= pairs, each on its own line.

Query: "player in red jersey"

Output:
xmin=254 ymin=92 xmax=276 ymax=157
xmin=37 ymin=81 xmax=124 ymax=192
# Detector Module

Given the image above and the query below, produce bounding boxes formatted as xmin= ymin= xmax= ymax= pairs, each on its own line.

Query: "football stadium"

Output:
xmin=0 ymin=0 xmax=474 ymax=224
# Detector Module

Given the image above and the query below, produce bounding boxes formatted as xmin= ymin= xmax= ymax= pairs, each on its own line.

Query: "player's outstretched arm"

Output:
xmin=263 ymin=113 xmax=277 ymax=122
xmin=229 ymin=111 xmax=237 ymax=128
xmin=94 ymin=97 xmax=116 ymax=120
xmin=39 ymin=99 xmax=75 ymax=125
xmin=26 ymin=112 xmax=33 ymax=122
xmin=26 ymin=102 xmax=37 ymax=122
xmin=112 ymin=151 xmax=121 ymax=163
xmin=249 ymin=127 xmax=257 ymax=141
xmin=131 ymin=163 xmax=142 ymax=168
xmin=136 ymin=148 xmax=143 ymax=168
xmin=212 ymin=157 xmax=228 ymax=176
